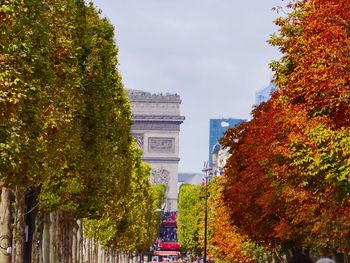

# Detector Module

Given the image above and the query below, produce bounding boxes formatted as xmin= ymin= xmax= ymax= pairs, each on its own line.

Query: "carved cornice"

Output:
xmin=132 ymin=121 xmax=181 ymax=131
xmin=142 ymin=157 xmax=180 ymax=164
xmin=133 ymin=115 xmax=185 ymax=122
xmin=128 ymin=90 xmax=182 ymax=103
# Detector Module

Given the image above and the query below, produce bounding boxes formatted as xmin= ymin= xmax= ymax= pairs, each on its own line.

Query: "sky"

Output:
xmin=92 ymin=0 xmax=285 ymax=173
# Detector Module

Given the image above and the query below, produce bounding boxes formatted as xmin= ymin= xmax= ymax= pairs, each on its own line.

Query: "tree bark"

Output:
xmin=0 ymin=187 xmax=11 ymax=263
xmin=72 ymin=222 xmax=77 ymax=263
xmin=12 ymin=187 xmax=25 ymax=263
xmin=49 ymin=212 xmax=56 ymax=263
xmin=41 ymin=214 xmax=50 ymax=263
xmin=77 ymin=220 xmax=83 ymax=263
xmin=56 ymin=212 xmax=63 ymax=262
xmin=30 ymin=215 xmax=41 ymax=263
xmin=63 ymin=219 xmax=68 ymax=263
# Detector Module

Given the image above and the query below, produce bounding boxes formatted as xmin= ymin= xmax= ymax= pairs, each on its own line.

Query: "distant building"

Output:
xmin=255 ymin=83 xmax=275 ymax=105
xmin=209 ymin=118 xmax=245 ymax=170
xmin=178 ymin=173 xmax=204 ymax=189
xmin=128 ymin=89 xmax=185 ymax=211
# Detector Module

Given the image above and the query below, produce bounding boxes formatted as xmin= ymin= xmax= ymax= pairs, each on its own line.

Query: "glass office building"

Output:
xmin=209 ymin=118 xmax=245 ymax=167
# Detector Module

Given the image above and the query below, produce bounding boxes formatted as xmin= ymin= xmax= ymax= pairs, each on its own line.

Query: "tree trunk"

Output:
xmin=106 ymin=247 xmax=110 ymax=263
xmin=42 ymin=214 xmax=50 ymax=263
xmin=12 ymin=187 xmax=25 ymax=263
xmin=86 ymin=236 xmax=89 ymax=263
xmin=49 ymin=212 xmax=56 ymax=263
xmin=72 ymin=222 xmax=77 ymax=263
xmin=56 ymin=212 xmax=63 ymax=262
xmin=94 ymin=239 xmax=98 ymax=263
xmin=77 ymin=220 xmax=83 ymax=263
xmin=0 ymin=187 xmax=12 ymax=263
xmin=63 ymin=219 xmax=68 ymax=263
xmin=30 ymin=215 xmax=41 ymax=263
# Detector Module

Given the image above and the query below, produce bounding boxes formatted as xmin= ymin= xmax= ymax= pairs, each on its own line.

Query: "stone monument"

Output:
xmin=128 ymin=90 xmax=185 ymax=211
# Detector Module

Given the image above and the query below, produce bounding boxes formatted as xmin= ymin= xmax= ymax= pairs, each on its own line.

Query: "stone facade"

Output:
xmin=128 ymin=90 xmax=185 ymax=211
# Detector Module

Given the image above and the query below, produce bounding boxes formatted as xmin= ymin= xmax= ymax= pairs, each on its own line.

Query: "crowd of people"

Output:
xmin=159 ymin=212 xmax=178 ymax=242
xmin=159 ymin=227 xmax=178 ymax=242
xmin=152 ymin=211 xmax=179 ymax=253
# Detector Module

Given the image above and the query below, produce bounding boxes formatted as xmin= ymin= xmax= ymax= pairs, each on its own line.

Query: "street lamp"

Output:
xmin=202 ymin=161 xmax=212 ymax=263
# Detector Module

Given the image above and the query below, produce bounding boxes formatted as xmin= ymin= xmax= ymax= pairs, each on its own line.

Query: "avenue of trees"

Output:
xmin=179 ymin=0 xmax=350 ymax=262
xmin=0 ymin=1 xmax=165 ymax=262
xmin=177 ymin=180 xmax=272 ymax=263
xmin=222 ymin=0 xmax=350 ymax=261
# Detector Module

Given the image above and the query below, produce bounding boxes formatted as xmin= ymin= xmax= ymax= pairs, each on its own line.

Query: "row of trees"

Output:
xmin=177 ymin=181 xmax=272 ymax=263
xmin=0 ymin=1 xmax=165 ymax=262
xmin=221 ymin=0 xmax=350 ymax=261
xmin=178 ymin=0 xmax=350 ymax=262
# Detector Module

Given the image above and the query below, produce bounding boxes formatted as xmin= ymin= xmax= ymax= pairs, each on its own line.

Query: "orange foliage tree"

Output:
xmin=208 ymin=177 xmax=270 ymax=262
xmin=222 ymin=0 xmax=350 ymax=258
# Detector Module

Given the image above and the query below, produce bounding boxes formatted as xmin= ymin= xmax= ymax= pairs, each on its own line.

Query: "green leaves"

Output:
xmin=178 ymin=184 xmax=204 ymax=254
xmin=1 ymin=0 xmax=159 ymax=253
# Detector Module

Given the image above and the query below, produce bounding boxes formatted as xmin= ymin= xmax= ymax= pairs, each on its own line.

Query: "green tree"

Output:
xmin=1 ymin=0 xmax=162 ymax=261
xmin=84 ymin=146 xmax=166 ymax=252
xmin=177 ymin=184 xmax=204 ymax=256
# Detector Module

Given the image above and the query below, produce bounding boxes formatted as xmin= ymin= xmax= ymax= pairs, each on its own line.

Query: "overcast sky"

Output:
xmin=92 ymin=0 xmax=284 ymax=173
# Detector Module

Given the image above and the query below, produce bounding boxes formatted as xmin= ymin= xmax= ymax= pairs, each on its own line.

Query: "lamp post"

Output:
xmin=202 ymin=162 xmax=212 ymax=263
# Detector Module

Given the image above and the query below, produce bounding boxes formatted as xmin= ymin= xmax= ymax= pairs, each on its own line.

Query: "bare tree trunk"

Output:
xmin=85 ymin=236 xmax=90 ymax=263
xmin=69 ymin=222 xmax=73 ymax=263
xmin=99 ymin=243 xmax=104 ymax=263
xmin=63 ymin=219 xmax=68 ymax=263
xmin=77 ymin=220 xmax=83 ymax=263
xmin=69 ymin=221 xmax=72 ymax=263
xmin=41 ymin=214 xmax=50 ymax=263
xmin=86 ymin=236 xmax=89 ymax=263
xmin=106 ymin=249 xmax=109 ymax=263
xmin=108 ymin=248 xmax=112 ymax=263
xmin=12 ymin=187 xmax=25 ymax=263
xmin=72 ymin=222 xmax=77 ymax=263
xmin=82 ymin=230 xmax=87 ymax=263
xmin=112 ymin=250 xmax=115 ymax=263
xmin=31 ymin=216 xmax=40 ymax=263
xmin=0 ymin=187 xmax=12 ymax=263
xmin=91 ymin=238 xmax=94 ymax=263
xmin=49 ymin=212 xmax=56 ymax=263
xmin=94 ymin=239 xmax=98 ymax=263
xmin=56 ymin=212 xmax=63 ymax=263
xmin=90 ymin=238 xmax=93 ymax=263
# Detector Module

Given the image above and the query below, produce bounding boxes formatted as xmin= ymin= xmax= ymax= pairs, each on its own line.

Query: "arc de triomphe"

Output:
xmin=128 ymin=90 xmax=185 ymax=211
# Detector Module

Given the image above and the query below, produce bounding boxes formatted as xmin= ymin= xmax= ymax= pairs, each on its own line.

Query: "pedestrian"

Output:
xmin=316 ymin=258 xmax=335 ymax=263
xmin=289 ymin=253 xmax=313 ymax=263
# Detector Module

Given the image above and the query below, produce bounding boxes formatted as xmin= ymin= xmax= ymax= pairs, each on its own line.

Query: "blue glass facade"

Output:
xmin=209 ymin=118 xmax=245 ymax=166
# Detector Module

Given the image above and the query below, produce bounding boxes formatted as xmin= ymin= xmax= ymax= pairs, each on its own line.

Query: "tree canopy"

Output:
xmin=0 ymin=0 xmax=161 ymax=253
xmin=222 ymin=0 xmax=350 ymax=258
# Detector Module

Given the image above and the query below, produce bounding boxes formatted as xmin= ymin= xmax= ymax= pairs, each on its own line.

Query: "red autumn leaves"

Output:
xmin=221 ymin=0 xmax=350 ymax=254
